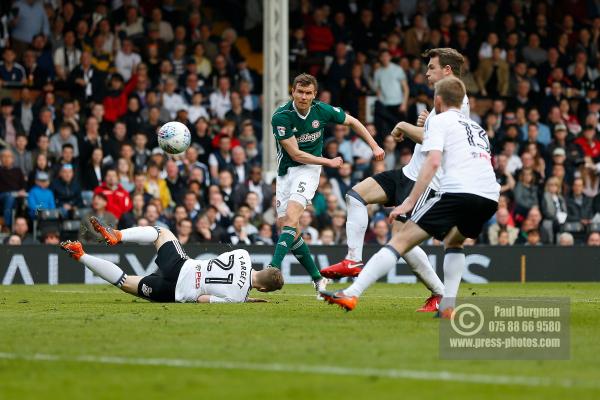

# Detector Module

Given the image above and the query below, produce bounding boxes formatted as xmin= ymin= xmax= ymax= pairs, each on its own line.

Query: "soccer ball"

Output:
xmin=158 ymin=121 xmax=191 ymax=154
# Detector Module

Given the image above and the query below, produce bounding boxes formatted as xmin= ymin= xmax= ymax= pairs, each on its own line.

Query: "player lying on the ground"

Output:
xmin=320 ymin=77 xmax=499 ymax=316
xmin=321 ymin=48 xmax=468 ymax=312
xmin=60 ymin=217 xmax=284 ymax=303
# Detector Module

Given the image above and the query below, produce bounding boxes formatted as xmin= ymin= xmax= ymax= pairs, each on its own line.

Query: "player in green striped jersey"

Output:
xmin=269 ymin=73 xmax=384 ymax=298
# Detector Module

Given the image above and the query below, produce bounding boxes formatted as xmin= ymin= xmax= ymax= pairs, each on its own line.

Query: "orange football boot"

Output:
xmin=319 ymin=290 xmax=358 ymax=311
xmin=60 ymin=240 xmax=85 ymax=261
xmin=90 ymin=216 xmax=122 ymax=245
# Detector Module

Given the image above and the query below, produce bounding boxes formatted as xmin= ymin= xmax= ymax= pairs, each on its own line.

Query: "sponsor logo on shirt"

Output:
xmin=297 ymin=130 xmax=322 ymax=143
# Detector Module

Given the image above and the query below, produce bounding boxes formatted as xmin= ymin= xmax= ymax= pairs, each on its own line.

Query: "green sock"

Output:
xmin=291 ymin=237 xmax=322 ymax=281
xmin=270 ymin=226 xmax=297 ymax=268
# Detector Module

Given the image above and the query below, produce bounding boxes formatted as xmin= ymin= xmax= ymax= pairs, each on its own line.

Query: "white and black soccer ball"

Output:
xmin=157 ymin=121 xmax=191 ymax=154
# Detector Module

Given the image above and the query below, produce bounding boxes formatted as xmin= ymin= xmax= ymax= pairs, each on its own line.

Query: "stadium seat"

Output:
xmin=588 ymin=223 xmax=600 ymax=233
xmin=34 ymin=210 xmax=62 ymax=241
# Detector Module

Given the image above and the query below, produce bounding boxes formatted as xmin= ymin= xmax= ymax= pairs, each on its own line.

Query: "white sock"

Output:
xmin=345 ymin=246 xmax=399 ymax=297
xmin=80 ymin=254 xmax=127 ymax=287
xmin=403 ymin=246 xmax=444 ymax=296
xmin=345 ymin=194 xmax=368 ymax=262
xmin=440 ymin=249 xmax=465 ymax=310
xmin=120 ymin=226 xmax=159 ymax=243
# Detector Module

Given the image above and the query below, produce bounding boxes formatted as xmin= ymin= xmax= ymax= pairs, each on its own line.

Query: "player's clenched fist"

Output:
xmin=372 ymin=145 xmax=385 ymax=161
xmin=328 ymin=156 xmax=343 ymax=168
xmin=416 ymin=109 xmax=429 ymax=127
xmin=391 ymin=121 xmax=406 ymax=142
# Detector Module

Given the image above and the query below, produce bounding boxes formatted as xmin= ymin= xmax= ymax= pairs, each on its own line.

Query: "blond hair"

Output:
xmin=434 ymin=77 xmax=466 ymax=108
xmin=255 ymin=267 xmax=284 ymax=292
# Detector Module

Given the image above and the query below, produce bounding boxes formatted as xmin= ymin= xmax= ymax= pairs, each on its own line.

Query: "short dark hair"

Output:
xmin=422 ymin=48 xmax=465 ymax=77
xmin=292 ymin=73 xmax=318 ymax=90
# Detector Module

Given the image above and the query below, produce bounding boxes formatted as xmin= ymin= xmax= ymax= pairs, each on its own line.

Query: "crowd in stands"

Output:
xmin=1 ymin=0 xmax=600 ymax=247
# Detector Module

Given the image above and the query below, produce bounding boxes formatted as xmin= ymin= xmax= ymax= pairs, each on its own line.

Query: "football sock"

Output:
xmin=345 ymin=192 xmax=368 ymax=262
xmin=291 ymin=236 xmax=322 ymax=281
xmin=120 ymin=226 xmax=159 ymax=243
xmin=80 ymin=254 xmax=127 ymax=287
xmin=344 ymin=245 xmax=399 ymax=297
xmin=270 ymin=226 xmax=296 ymax=269
xmin=440 ymin=248 xmax=465 ymax=311
xmin=403 ymin=246 xmax=445 ymax=296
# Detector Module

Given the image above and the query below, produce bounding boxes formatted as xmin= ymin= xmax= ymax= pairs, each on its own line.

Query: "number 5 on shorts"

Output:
xmin=297 ymin=181 xmax=306 ymax=193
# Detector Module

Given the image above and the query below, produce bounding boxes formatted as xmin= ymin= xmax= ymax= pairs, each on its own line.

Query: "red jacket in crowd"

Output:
xmin=103 ymin=74 xmax=138 ymax=123
xmin=574 ymin=137 xmax=600 ymax=160
xmin=93 ymin=183 xmax=132 ymax=220
xmin=306 ymin=24 xmax=334 ymax=53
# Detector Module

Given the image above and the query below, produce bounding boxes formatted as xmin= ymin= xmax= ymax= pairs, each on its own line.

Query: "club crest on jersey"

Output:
xmin=277 ymin=126 xmax=286 ymax=136
xmin=312 ymin=120 xmax=320 ymax=128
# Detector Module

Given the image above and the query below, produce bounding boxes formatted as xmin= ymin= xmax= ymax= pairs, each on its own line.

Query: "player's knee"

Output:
xmin=346 ymin=189 xmax=367 ymax=206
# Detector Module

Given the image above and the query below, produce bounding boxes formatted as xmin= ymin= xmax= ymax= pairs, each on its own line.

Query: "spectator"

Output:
xmin=93 ymin=169 xmax=132 ymax=220
xmin=541 ymin=177 xmax=568 ymax=241
xmin=162 ymin=77 xmax=186 ymax=119
xmin=27 ymin=170 xmax=55 ymax=219
xmin=144 ymin=162 xmax=172 ymax=210
xmin=49 ymin=123 xmax=79 ymax=160
xmin=488 ymin=208 xmax=519 ymax=245
xmin=175 ymin=218 xmax=193 ymax=245
xmin=373 ymin=50 xmax=409 ymax=135
xmin=11 ymin=134 xmax=32 ymax=177
xmin=79 ymin=194 xmax=118 ymax=243
xmin=587 ymin=232 xmax=600 ymax=246
xmin=0 ymin=149 xmax=27 ymax=227
xmin=330 ymin=209 xmax=347 ymax=244
xmin=5 ymin=234 xmax=22 ymax=245
xmin=566 ymin=178 xmax=594 ymax=227
xmin=330 ymin=163 xmax=355 ymax=209
xmin=232 ymin=165 xmax=272 ymax=212
xmin=193 ymin=212 xmax=221 ymax=243
xmin=103 ymin=72 xmax=138 ymax=124
xmin=51 ymin=163 xmax=83 ymax=215
xmin=514 ymin=169 xmax=539 ymax=217
xmin=81 ymin=147 xmax=105 ymax=191
xmin=475 ymin=46 xmax=509 ymax=97
xmin=0 ymin=48 xmax=26 ymax=87
xmin=226 ymin=214 xmax=253 ymax=245
xmin=68 ymin=51 xmax=105 ymax=103
xmin=209 ymin=76 xmax=232 ymax=120
xmin=53 ymin=30 xmax=81 ymax=82
xmin=114 ymin=38 xmax=141 ymax=82
xmin=557 ymin=232 xmax=574 ymax=246
xmin=118 ymin=192 xmax=146 ymax=230
xmin=255 ymin=223 xmax=274 ymax=245
xmin=305 ymin=7 xmax=334 ymax=56
xmin=574 ymin=125 xmax=600 ymax=161
xmin=368 ymin=220 xmax=390 ymax=245
xmin=0 ymin=98 xmax=26 ymax=149
xmin=9 ymin=0 xmax=50 ymax=56
xmin=12 ymin=216 xmax=35 ymax=244
xmin=525 ymin=229 xmax=542 ymax=246
xmin=208 ymin=135 xmax=232 ymax=181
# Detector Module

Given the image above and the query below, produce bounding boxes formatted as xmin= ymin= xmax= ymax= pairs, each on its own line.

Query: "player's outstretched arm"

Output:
xmin=279 ymin=136 xmax=342 ymax=168
xmin=343 ymin=114 xmax=385 ymax=161
xmin=391 ymin=121 xmax=425 ymax=144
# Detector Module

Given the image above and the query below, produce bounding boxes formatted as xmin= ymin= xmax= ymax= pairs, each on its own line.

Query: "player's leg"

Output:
xmin=271 ymin=200 xmax=304 ymax=268
xmin=321 ymin=221 xmax=430 ymax=310
xmin=90 ymin=216 xmax=159 ymax=245
xmin=391 ymin=220 xmax=444 ymax=312
xmin=438 ymin=227 xmax=467 ymax=315
xmin=60 ymin=240 xmax=132 ymax=292
xmin=321 ymin=176 xmax=389 ymax=278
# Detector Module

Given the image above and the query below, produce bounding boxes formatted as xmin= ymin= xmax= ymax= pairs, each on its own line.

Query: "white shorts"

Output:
xmin=276 ymin=164 xmax=321 ymax=217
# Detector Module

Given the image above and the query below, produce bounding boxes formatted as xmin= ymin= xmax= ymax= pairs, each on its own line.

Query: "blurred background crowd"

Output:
xmin=1 ymin=0 xmax=600 ymax=247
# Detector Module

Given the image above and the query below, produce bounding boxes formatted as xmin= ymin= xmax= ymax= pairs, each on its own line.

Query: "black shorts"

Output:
xmin=138 ymin=240 xmax=189 ymax=302
xmin=371 ymin=169 xmax=436 ymax=219
xmin=411 ymin=192 xmax=498 ymax=241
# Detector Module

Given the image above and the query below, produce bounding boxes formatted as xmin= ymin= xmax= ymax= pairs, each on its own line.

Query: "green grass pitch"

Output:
xmin=1 ymin=282 xmax=599 ymax=400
